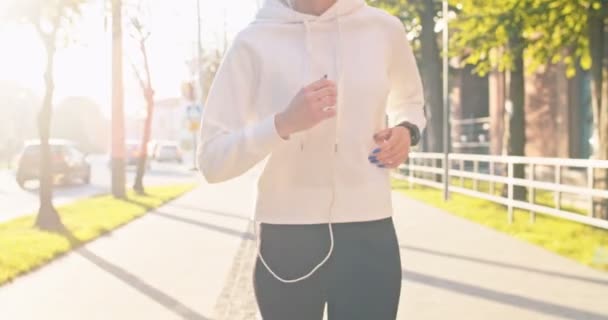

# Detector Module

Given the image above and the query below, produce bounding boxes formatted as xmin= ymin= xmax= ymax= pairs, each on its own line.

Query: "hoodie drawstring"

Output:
xmin=300 ymin=19 xmax=313 ymax=151
xmin=255 ymin=2 xmax=343 ymax=285
xmin=298 ymin=14 xmax=343 ymax=152
xmin=334 ymin=14 xmax=343 ymax=152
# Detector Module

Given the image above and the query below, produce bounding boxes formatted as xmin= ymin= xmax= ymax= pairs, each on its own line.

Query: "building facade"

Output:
xmin=446 ymin=57 xmax=593 ymax=159
xmin=486 ymin=64 xmax=593 ymax=159
xmin=127 ymin=97 xmax=201 ymax=151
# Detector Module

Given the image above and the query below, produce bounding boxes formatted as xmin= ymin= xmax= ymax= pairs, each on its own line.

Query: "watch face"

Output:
xmin=401 ymin=122 xmax=420 ymax=146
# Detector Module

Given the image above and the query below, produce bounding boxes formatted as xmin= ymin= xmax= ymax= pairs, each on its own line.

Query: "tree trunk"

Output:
xmin=35 ymin=35 xmax=64 ymax=231
xmin=133 ymin=90 xmax=154 ymax=194
xmin=597 ymin=90 xmax=608 ymax=219
xmin=418 ymin=1 xmax=443 ymax=153
xmin=589 ymin=5 xmax=608 ymax=219
xmin=508 ymin=32 xmax=527 ymax=201
xmin=196 ymin=0 xmax=205 ymax=102
xmin=111 ymin=0 xmax=126 ymax=198
xmin=133 ymin=34 xmax=155 ymax=194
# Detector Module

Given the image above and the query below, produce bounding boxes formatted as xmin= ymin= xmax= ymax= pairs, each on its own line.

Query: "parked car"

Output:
xmin=126 ymin=140 xmax=141 ymax=166
xmin=147 ymin=140 xmax=159 ymax=159
xmin=127 ymin=140 xmax=156 ymax=170
xmin=16 ymin=139 xmax=91 ymax=188
xmin=154 ymin=142 xmax=183 ymax=163
xmin=105 ymin=140 xmax=150 ymax=169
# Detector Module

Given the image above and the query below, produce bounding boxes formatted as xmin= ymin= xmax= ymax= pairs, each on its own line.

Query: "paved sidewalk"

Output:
xmin=1 ymin=170 xmax=608 ymax=319
xmin=392 ymin=193 xmax=608 ymax=319
xmin=215 ymin=192 xmax=608 ymax=319
xmin=0 ymin=173 xmax=258 ymax=320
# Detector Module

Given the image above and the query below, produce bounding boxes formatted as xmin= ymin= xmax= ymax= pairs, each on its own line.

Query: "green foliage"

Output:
xmin=368 ymin=0 xmax=421 ymax=49
xmin=449 ymin=0 xmax=533 ymax=76
xmin=525 ymin=0 xmax=600 ymax=77
xmin=367 ymin=0 xmax=445 ymax=52
xmin=450 ymin=0 xmax=606 ymax=77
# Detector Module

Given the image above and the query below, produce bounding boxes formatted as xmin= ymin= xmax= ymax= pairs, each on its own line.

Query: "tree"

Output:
xmin=524 ymin=0 xmax=608 ymax=218
xmin=4 ymin=0 xmax=86 ymax=231
xmin=450 ymin=0 xmax=533 ymax=200
xmin=577 ymin=1 xmax=608 ymax=219
xmin=111 ymin=0 xmax=127 ymax=198
xmin=418 ymin=0 xmax=445 ymax=153
xmin=369 ymin=0 xmax=445 ymax=153
xmin=128 ymin=13 xmax=155 ymax=194
xmin=589 ymin=2 xmax=608 ymax=219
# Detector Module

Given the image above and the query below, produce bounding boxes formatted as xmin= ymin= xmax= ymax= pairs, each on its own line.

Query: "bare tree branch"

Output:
xmin=129 ymin=59 xmax=146 ymax=91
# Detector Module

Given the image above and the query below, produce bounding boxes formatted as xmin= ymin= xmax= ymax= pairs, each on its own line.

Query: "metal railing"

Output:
xmin=451 ymin=117 xmax=490 ymax=153
xmin=397 ymin=153 xmax=608 ymax=230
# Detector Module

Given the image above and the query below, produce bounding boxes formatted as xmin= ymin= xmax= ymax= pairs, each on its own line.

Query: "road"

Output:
xmin=0 ymin=155 xmax=200 ymax=223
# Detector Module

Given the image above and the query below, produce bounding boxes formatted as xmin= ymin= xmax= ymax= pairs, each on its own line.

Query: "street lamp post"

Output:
xmin=111 ymin=0 xmax=126 ymax=199
xmin=442 ymin=0 xmax=450 ymax=202
xmin=195 ymin=0 xmax=203 ymax=170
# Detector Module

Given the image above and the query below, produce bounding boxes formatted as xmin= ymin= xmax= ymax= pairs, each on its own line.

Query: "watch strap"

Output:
xmin=397 ymin=121 xmax=421 ymax=147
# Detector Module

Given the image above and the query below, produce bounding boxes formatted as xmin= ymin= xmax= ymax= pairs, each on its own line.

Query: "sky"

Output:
xmin=0 ymin=0 xmax=260 ymax=118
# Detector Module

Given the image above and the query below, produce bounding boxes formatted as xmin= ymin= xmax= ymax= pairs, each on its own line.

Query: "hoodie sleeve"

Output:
xmin=386 ymin=18 xmax=427 ymax=132
xmin=197 ymin=37 xmax=287 ymax=183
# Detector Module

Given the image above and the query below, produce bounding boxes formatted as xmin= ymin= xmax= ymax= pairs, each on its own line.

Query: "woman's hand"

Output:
xmin=275 ymin=78 xmax=337 ymax=139
xmin=368 ymin=126 xmax=411 ymax=168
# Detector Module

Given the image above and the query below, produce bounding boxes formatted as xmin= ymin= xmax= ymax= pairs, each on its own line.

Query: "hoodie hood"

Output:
xmin=255 ymin=0 xmax=366 ymax=23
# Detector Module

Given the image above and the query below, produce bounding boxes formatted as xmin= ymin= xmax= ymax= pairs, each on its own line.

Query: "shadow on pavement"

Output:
xmin=403 ymin=269 xmax=608 ymax=320
xmin=124 ymin=198 xmax=156 ymax=210
xmin=401 ymin=245 xmax=608 ymax=287
xmin=77 ymin=248 xmax=211 ymax=320
xmin=146 ymin=168 xmax=197 ymax=178
xmin=164 ymin=203 xmax=251 ymax=221
xmin=22 ymin=183 xmax=106 ymax=198
xmin=151 ymin=210 xmax=254 ymax=240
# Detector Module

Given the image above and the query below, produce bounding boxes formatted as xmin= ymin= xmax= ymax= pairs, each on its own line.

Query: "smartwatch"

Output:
xmin=397 ymin=121 xmax=421 ymax=147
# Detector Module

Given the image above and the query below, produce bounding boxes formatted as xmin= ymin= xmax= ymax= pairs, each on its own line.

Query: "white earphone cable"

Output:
xmin=253 ymin=0 xmax=343 ymax=284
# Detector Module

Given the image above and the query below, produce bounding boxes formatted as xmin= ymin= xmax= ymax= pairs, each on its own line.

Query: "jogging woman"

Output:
xmin=197 ymin=0 xmax=426 ymax=318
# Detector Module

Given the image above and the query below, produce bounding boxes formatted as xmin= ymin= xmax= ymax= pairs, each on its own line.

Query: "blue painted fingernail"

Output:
xmin=378 ymin=164 xmax=385 ymax=168
xmin=372 ymin=148 xmax=381 ymax=154
xmin=368 ymin=156 xmax=377 ymax=161
xmin=369 ymin=159 xmax=379 ymax=164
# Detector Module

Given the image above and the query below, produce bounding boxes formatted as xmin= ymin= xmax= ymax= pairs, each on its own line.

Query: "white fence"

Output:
xmin=397 ymin=153 xmax=608 ymax=230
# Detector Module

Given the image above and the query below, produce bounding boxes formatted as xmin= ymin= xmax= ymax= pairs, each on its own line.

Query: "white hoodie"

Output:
xmin=197 ymin=0 xmax=426 ymax=225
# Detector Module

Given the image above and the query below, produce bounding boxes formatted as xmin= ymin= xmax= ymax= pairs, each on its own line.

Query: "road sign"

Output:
xmin=186 ymin=104 xmax=202 ymax=133
xmin=189 ymin=121 xmax=200 ymax=132
xmin=186 ymin=104 xmax=202 ymax=121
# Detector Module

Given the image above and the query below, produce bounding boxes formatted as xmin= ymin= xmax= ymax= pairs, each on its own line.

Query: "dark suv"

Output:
xmin=16 ymin=140 xmax=91 ymax=188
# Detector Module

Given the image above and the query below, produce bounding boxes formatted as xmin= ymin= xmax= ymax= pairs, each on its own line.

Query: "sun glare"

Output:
xmin=0 ymin=0 xmax=258 ymax=117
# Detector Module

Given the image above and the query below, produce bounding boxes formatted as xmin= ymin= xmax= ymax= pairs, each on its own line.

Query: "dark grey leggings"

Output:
xmin=254 ymin=217 xmax=402 ymax=320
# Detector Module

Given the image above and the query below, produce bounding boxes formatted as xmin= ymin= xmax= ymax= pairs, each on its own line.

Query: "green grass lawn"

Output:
xmin=0 ymin=184 xmax=196 ymax=285
xmin=414 ymin=173 xmax=587 ymax=214
xmin=392 ymin=179 xmax=608 ymax=272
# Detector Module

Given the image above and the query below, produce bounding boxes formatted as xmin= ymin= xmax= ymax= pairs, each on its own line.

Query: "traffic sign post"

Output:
xmin=186 ymin=104 xmax=202 ymax=170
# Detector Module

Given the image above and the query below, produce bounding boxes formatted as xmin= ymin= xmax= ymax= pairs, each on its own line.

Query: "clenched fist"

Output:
xmin=368 ymin=126 xmax=411 ymax=169
xmin=275 ymin=77 xmax=337 ymax=139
